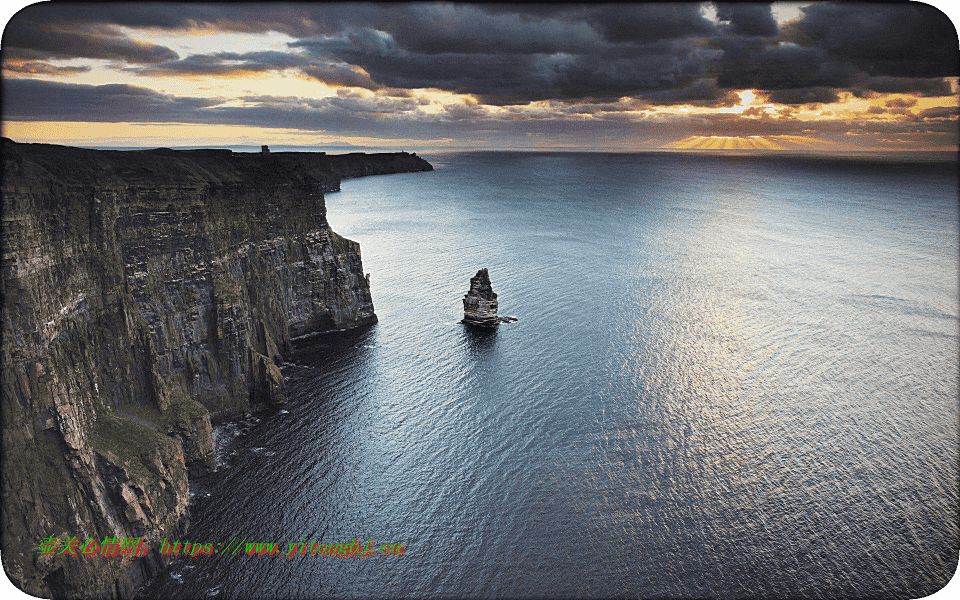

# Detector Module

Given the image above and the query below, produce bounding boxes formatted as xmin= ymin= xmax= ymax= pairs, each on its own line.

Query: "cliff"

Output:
xmin=0 ymin=139 xmax=432 ymax=598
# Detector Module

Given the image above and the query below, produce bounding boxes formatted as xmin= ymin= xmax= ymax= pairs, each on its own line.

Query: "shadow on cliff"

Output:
xmin=288 ymin=322 xmax=378 ymax=368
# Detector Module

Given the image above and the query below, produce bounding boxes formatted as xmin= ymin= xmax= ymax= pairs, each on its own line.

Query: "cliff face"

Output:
xmin=0 ymin=140 xmax=432 ymax=598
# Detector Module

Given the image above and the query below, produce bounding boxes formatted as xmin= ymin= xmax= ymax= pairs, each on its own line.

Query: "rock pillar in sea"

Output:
xmin=462 ymin=268 xmax=500 ymax=326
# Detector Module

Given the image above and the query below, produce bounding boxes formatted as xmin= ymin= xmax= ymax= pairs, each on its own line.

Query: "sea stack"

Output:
xmin=462 ymin=268 xmax=500 ymax=327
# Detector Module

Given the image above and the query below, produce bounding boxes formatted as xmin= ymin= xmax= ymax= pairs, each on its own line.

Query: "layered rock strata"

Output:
xmin=0 ymin=139 xmax=431 ymax=598
xmin=462 ymin=268 xmax=500 ymax=327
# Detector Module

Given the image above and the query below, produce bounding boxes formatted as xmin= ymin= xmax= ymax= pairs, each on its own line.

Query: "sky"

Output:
xmin=1 ymin=2 xmax=958 ymax=153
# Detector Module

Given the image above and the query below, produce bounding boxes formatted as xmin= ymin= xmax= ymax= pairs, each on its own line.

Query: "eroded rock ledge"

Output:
xmin=0 ymin=139 xmax=432 ymax=598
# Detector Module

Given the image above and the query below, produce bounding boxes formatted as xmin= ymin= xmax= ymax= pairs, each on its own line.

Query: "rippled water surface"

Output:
xmin=144 ymin=152 xmax=958 ymax=599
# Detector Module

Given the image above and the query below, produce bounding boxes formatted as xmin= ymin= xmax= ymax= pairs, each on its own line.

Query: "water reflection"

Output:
xmin=461 ymin=323 xmax=498 ymax=357
xmin=143 ymin=152 xmax=958 ymax=599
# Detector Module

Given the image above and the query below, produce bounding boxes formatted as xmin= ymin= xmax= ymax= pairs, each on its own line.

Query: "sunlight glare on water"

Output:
xmin=144 ymin=152 xmax=958 ymax=599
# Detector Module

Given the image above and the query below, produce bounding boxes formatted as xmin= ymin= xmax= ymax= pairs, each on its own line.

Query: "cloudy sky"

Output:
xmin=1 ymin=2 xmax=958 ymax=152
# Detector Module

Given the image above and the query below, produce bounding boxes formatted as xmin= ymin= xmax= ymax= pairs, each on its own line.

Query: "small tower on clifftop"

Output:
xmin=261 ymin=145 xmax=270 ymax=154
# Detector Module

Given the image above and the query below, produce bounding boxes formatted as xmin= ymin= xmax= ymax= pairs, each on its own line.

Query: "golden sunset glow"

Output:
xmin=2 ymin=2 xmax=957 ymax=153
xmin=667 ymin=134 xmax=850 ymax=151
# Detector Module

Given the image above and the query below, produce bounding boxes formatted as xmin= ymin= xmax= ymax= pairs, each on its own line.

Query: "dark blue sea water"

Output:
xmin=143 ymin=151 xmax=959 ymax=599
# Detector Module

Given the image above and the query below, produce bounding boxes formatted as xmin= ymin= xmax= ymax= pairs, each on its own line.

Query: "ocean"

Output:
xmin=142 ymin=151 xmax=959 ymax=599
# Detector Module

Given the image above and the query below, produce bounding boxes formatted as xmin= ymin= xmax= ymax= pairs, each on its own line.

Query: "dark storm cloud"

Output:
xmin=290 ymin=38 xmax=551 ymax=104
xmin=2 ymin=3 xmax=388 ymax=45
xmin=3 ymin=2 xmax=957 ymax=112
xmin=5 ymin=2 xmax=734 ymax=105
xmin=2 ymin=7 xmax=179 ymax=63
xmin=715 ymin=41 xmax=858 ymax=91
xmin=128 ymin=52 xmax=294 ymax=77
xmin=850 ymin=77 xmax=955 ymax=98
xmin=381 ymin=3 xmax=600 ymax=56
xmin=584 ymin=4 xmax=714 ymax=44
xmin=2 ymin=78 xmax=222 ymax=121
xmin=785 ymin=3 xmax=959 ymax=78
xmin=298 ymin=62 xmax=379 ymax=90
xmin=917 ymin=105 xmax=960 ymax=120
xmin=127 ymin=51 xmax=381 ymax=90
xmin=0 ymin=78 xmax=425 ymax=131
xmin=6 ymin=3 xmax=219 ymax=31
xmin=711 ymin=2 xmax=957 ymax=101
xmin=637 ymin=78 xmax=741 ymax=106
xmin=714 ymin=2 xmax=778 ymax=37
xmin=1 ymin=3 xmax=386 ymax=65
xmin=291 ymin=34 xmax=723 ymax=105
xmin=2 ymin=27 xmax=178 ymax=64
xmin=287 ymin=2 xmax=953 ymax=105
xmin=763 ymin=87 xmax=841 ymax=106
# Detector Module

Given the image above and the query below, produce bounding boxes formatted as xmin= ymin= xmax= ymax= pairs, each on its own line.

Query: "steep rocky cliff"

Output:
xmin=0 ymin=139 xmax=431 ymax=598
